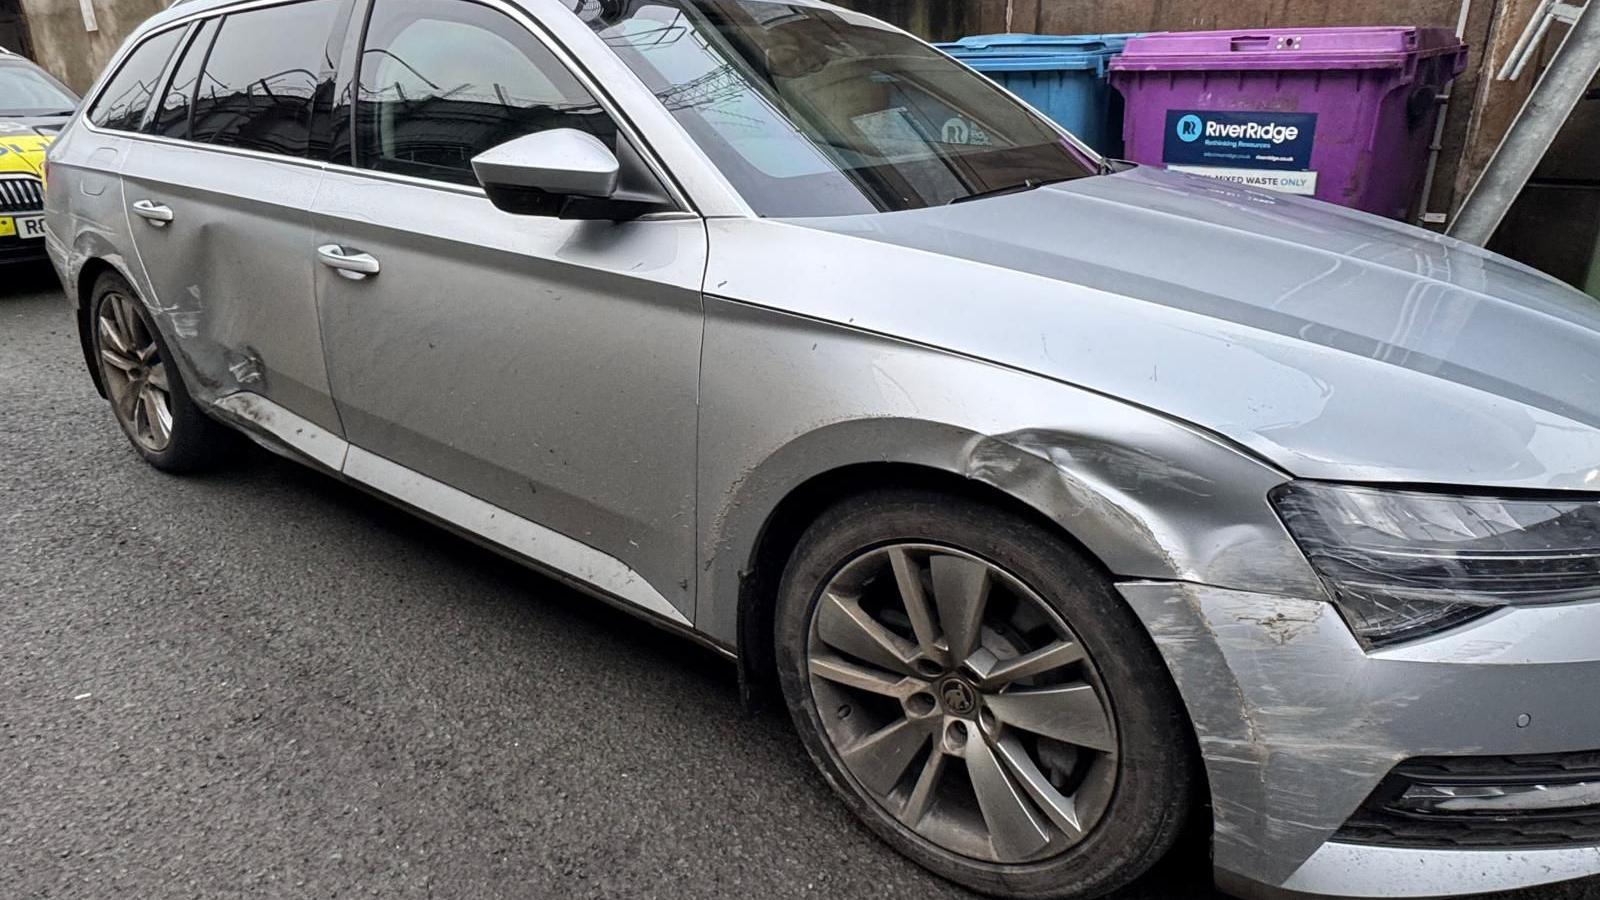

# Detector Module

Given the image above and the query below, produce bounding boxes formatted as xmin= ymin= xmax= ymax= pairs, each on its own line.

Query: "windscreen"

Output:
xmin=579 ymin=0 xmax=1099 ymax=217
xmin=0 ymin=63 xmax=77 ymax=117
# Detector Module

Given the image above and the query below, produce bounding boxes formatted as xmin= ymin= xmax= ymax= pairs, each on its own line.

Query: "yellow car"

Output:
xmin=0 ymin=46 xmax=77 ymax=264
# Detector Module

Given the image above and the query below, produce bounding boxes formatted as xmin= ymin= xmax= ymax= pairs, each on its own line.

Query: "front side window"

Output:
xmin=184 ymin=0 xmax=346 ymax=156
xmin=352 ymin=0 xmax=618 ymax=186
xmin=578 ymin=0 xmax=1099 ymax=217
xmin=87 ymin=27 xmax=183 ymax=131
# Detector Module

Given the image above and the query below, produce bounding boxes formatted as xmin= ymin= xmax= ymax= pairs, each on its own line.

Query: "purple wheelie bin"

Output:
xmin=1109 ymin=27 xmax=1467 ymax=219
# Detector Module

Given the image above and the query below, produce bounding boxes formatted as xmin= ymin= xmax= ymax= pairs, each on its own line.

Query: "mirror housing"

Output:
xmin=471 ymin=129 xmax=672 ymax=221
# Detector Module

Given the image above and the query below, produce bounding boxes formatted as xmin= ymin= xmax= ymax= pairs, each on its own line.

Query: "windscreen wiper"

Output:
xmin=949 ymin=176 xmax=1075 ymax=205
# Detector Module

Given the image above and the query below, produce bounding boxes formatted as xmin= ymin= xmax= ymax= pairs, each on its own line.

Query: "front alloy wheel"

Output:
xmin=776 ymin=490 xmax=1195 ymax=899
xmin=808 ymin=544 xmax=1117 ymax=863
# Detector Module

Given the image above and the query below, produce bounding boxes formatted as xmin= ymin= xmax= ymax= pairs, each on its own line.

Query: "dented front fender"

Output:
xmin=696 ymin=296 xmax=1323 ymax=650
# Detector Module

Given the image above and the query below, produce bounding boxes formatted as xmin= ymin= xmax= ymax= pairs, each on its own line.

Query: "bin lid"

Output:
xmin=937 ymin=33 xmax=1139 ymax=72
xmin=1108 ymin=26 xmax=1465 ymax=73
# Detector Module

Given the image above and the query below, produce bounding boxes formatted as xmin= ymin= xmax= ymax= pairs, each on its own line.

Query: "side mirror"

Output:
xmin=471 ymin=129 xmax=670 ymax=221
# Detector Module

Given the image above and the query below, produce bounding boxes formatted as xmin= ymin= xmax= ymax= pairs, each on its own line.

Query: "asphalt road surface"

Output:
xmin=4 ymin=266 xmax=1597 ymax=900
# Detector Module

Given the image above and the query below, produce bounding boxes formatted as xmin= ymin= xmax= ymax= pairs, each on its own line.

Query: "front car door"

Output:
xmin=312 ymin=0 xmax=706 ymax=622
xmin=118 ymin=0 xmax=355 ymax=438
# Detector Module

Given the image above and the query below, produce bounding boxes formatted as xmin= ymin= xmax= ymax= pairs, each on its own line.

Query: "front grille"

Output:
xmin=0 ymin=175 xmax=43 ymax=213
xmin=1337 ymin=752 xmax=1600 ymax=849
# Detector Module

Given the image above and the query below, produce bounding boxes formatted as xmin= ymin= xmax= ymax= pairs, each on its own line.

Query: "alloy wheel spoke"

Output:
xmin=144 ymin=388 xmax=172 ymax=445
xmin=146 ymin=362 xmax=170 ymax=392
xmin=109 ymin=295 xmax=137 ymax=350
xmin=810 ymin=653 xmax=918 ymax=698
xmin=841 ymin=717 xmax=932 ymax=796
xmin=99 ymin=348 xmax=137 ymax=372
xmin=984 ymin=683 xmax=1116 ymax=754
xmin=116 ymin=376 xmax=139 ymax=422
xmin=888 ymin=547 xmax=943 ymax=662
xmin=898 ymin=748 xmax=946 ymax=826
xmin=134 ymin=388 xmax=151 ymax=434
xmin=98 ymin=315 xmax=130 ymax=355
xmin=962 ymin=724 xmax=1053 ymax=860
xmin=119 ymin=295 xmax=148 ymax=349
xmin=994 ymin=733 xmax=1084 ymax=841
xmin=976 ymin=640 xmax=1086 ymax=689
xmin=816 ymin=590 xmax=918 ymax=676
xmin=138 ymin=341 xmax=159 ymax=363
xmin=929 ymin=554 xmax=990 ymax=662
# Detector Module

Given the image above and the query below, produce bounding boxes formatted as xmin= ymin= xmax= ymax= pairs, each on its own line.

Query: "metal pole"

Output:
xmin=1500 ymin=0 xmax=1558 ymax=79
xmin=1451 ymin=2 xmax=1600 ymax=245
xmin=1587 ymin=222 xmax=1600 ymax=298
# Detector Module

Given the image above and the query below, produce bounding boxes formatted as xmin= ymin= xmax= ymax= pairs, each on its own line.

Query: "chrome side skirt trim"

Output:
xmin=342 ymin=447 xmax=690 ymax=626
xmin=212 ymin=392 xmax=690 ymax=628
xmin=214 ymin=392 xmax=348 ymax=471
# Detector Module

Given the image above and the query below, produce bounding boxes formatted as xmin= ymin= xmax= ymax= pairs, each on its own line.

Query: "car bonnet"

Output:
xmin=708 ymin=165 xmax=1600 ymax=491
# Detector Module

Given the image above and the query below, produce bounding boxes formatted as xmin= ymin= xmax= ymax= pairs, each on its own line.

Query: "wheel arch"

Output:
xmin=706 ymin=399 xmax=1316 ymax=707
xmin=727 ymin=446 xmax=1220 ymax=857
xmin=73 ymin=256 xmax=128 ymax=399
xmin=733 ymin=459 xmax=1114 ymax=707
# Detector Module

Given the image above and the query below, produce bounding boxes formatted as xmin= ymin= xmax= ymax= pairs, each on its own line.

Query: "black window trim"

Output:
xmin=79 ymin=0 xmax=696 ymax=217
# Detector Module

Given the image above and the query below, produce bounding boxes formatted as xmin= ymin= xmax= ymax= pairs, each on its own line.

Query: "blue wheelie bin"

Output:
xmin=936 ymin=33 xmax=1138 ymax=156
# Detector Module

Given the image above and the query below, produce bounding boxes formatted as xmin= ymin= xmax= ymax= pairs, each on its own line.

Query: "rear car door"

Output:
xmin=312 ymin=0 xmax=706 ymax=622
xmin=118 ymin=0 xmax=354 ymax=435
xmin=41 ymin=24 xmax=188 ymax=277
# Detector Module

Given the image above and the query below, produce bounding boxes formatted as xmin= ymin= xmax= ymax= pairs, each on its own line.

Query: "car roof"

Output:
xmin=135 ymin=0 xmax=244 ymax=33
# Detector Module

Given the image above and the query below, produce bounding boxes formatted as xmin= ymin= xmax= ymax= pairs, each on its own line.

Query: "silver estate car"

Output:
xmin=42 ymin=0 xmax=1600 ymax=897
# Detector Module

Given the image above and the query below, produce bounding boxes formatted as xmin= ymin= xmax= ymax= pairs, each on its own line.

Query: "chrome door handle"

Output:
xmin=316 ymin=244 xmax=380 ymax=280
xmin=131 ymin=199 xmax=174 ymax=226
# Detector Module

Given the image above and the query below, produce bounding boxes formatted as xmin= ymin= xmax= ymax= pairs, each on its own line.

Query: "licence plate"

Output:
xmin=0 ymin=214 xmax=44 ymax=239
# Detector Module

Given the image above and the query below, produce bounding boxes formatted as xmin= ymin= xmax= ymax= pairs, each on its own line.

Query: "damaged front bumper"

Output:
xmin=1120 ymin=582 xmax=1600 ymax=898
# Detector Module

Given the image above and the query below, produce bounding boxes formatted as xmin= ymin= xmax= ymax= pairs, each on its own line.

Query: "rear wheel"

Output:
xmin=775 ymin=489 xmax=1195 ymax=899
xmin=90 ymin=271 xmax=232 ymax=472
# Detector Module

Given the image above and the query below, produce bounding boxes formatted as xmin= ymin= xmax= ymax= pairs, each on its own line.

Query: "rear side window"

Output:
xmin=151 ymin=18 xmax=219 ymax=139
xmin=184 ymin=0 xmax=346 ymax=157
xmin=351 ymin=0 xmax=618 ymax=186
xmin=87 ymin=27 xmax=183 ymax=131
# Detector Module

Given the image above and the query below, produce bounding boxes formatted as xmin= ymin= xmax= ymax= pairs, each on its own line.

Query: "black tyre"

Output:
xmin=775 ymin=488 xmax=1196 ymax=899
xmin=89 ymin=271 xmax=233 ymax=473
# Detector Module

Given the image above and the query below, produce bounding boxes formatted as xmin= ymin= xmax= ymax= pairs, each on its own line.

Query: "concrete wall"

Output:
xmin=18 ymin=0 xmax=165 ymax=93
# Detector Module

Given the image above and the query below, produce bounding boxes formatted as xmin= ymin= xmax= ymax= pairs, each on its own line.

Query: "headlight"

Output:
xmin=1270 ymin=482 xmax=1600 ymax=647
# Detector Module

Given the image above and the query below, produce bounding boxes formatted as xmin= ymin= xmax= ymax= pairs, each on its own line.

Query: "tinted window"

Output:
xmin=0 ymin=62 xmax=78 ymax=116
xmin=150 ymin=18 xmax=219 ymax=139
xmin=87 ymin=27 xmax=183 ymax=131
xmin=581 ymin=0 xmax=1099 ymax=216
xmin=186 ymin=0 xmax=345 ymax=156
xmin=353 ymin=0 xmax=616 ymax=186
